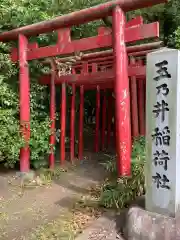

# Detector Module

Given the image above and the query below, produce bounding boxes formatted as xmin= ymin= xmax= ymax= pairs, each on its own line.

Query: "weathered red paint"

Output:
xmin=39 ymin=66 xmax=146 ymax=85
xmin=73 ymin=48 xmax=157 ymax=69
xmin=101 ymin=90 xmax=107 ymax=151
xmin=98 ymin=64 xmax=113 ymax=70
xmin=98 ymin=26 xmax=111 ymax=35
xmin=113 ymin=97 xmax=116 ymax=149
xmin=144 ymin=80 xmax=146 ymax=136
xmin=90 ymin=63 xmax=100 ymax=153
xmin=60 ymin=83 xmax=66 ymax=164
xmin=57 ymin=28 xmax=71 ymax=163
xmin=130 ymin=57 xmax=139 ymax=138
xmin=128 ymin=49 xmax=157 ymax=57
xmin=11 ymin=22 xmax=159 ymax=62
xmin=70 ymin=82 xmax=76 ymax=162
xmin=85 ymin=56 xmax=113 ymax=64
xmin=78 ymin=64 xmax=87 ymax=160
xmin=57 ymin=41 xmax=162 ymax=63
xmin=95 ymin=86 xmax=100 ymax=152
xmin=98 ymin=19 xmax=142 ymax=36
xmin=107 ymin=93 xmax=113 ymax=148
xmin=19 ymin=34 xmax=30 ymax=172
xmin=55 ymin=41 xmax=162 ymax=65
xmin=74 ymin=58 xmax=113 ymax=69
xmin=49 ymin=63 xmax=56 ymax=169
xmin=99 ymin=16 xmax=143 ymax=36
xmin=84 ymin=82 xmax=114 ymax=90
xmin=126 ymin=16 xmax=143 ymax=28
xmin=96 ymin=60 xmax=113 ymax=67
xmin=113 ymin=6 xmax=131 ymax=176
xmin=0 ymin=0 xmax=166 ymax=42
xmin=75 ymin=60 xmax=146 ymax=72
xmin=78 ymin=85 xmax=84 ymax=160
xmin=137 ymin=60 xmax=145 ymax=136
xmin=57 ymin=28 xmax=71 ymax=43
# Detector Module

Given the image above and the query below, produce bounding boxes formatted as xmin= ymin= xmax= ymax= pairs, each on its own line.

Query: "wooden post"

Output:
xmin=19 ymin=34 xmax=30 ymax=172
xmin=138 ymin=59 xmax=145 ymax=136
xmin=49 ymin=64 xmax=56 ymax=168
xmin=60 ymin=83 xmax=66 ymax=164
xmin=112 ymin=6 xmax=131 ymax=176
xmin=95 ymin=85 xmax=100 ymax=152
xmin=78 ymin=85 xmax=84 ymax=160
xmin=101 ymin=90 xmax=107 ymax=151
xmin=130 ymin=57 xmax=139 ymax=138
xmin=107 ymin=92 xmax=113 ymax=148
xmin=70 ymin=83 xmax=76 ymax=161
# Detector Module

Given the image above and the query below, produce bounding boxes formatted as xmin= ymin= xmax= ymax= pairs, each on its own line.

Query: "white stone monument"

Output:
xmin=146 ymin=48 xmax=180 ymax=217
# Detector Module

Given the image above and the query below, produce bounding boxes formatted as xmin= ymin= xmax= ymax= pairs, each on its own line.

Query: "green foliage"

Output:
xmin=0 ymin=42 xmax=21 ymax=166
xmin=99 ymin=137 xmax=145 ymax=209
xmin=163 ymin=0 xmax=180 ymax=47
xmin=175 ymin=27 xmax=180 ymax=49
xmin=131 ymin=136 xmax=145 ymax=162
xmin=0 ymin=110 xmax=23 ymax=167
xmin=0 ymin=0 xmax=107 ymax=168
xmin=29 ymin=118 xmax=51 ymax=169
xmin=0 ymin=0 xmax=53 ymax=168
xmin=0 ymin=35 xmax=51 ymax=168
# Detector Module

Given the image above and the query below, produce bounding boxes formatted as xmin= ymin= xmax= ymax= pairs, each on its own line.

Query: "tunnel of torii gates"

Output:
xmin=0 ymin=0 xmax=167 ymax=176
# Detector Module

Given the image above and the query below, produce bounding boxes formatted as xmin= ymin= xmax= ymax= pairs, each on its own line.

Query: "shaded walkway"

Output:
xmin=0 ymin=153 xmax=108 ymax=240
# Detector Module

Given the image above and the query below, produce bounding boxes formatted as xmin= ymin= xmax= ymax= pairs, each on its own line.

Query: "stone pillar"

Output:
xmin=146 ymin=48 xmax=180 ymax=217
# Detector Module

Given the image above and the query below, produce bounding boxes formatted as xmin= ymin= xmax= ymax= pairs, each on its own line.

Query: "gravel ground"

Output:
xmin=75 ymin=212 xmax=124 ymax=240
xmin=0 ymin=153 xmax=108 ymax=240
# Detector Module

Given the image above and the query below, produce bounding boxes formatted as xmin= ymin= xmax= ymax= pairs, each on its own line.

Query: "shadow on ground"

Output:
xmin=0 ymin=152 xmax=108 ymax=240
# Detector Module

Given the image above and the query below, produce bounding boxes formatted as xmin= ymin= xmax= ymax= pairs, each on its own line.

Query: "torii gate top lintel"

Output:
xmin=0 ymin=0 xmax=167 ymax=42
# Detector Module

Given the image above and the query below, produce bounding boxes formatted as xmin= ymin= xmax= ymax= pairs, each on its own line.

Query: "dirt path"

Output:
xmin=75 ymin=212 xmax=121 ymax=240
xmin=0 ymin=153 xmax=108 ymax=240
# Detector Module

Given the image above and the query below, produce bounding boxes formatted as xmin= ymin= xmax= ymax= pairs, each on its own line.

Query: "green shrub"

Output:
xmin=175 ymin=27 xmax=180 ymax=49
xmin=0 ymin=0 xmax=109 ymax=169
xmin=0 ymin=41 xmax=51 ymax=168
xmin=99 ymin=137 xmax=145 ymax=209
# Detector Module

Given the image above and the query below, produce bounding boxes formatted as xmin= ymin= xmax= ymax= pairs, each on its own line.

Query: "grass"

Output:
xmin=99 ymin=136 xmax=146 ymax=210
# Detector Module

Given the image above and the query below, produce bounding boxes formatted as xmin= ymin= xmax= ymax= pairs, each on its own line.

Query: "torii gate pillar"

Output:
xmin=19 ymin=34 xmax=30 ymax=172
xmin=113 ymin=6 xmax=131 ymax=176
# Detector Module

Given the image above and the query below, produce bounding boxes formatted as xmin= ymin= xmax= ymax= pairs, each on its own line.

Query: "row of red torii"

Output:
xmin=0 ymin=0 xmax=167 ymax=176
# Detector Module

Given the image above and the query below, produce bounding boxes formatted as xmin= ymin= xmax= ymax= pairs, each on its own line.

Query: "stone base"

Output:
xmin=16 ymin=170 xmax=35 ymax=180
xmin=15 ymin=170 xmax=38 ymax=186
xmin=117 ymin=196 xmax=180 ymax=240
xmin=75 ymin=196 xmax=180 ymax=240
xmin=125 ymin=207 xmax=176 ymax=240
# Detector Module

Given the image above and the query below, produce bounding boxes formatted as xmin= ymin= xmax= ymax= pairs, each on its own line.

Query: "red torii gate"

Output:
xmin=37 ymin=39 xmax=162 ymax=163
xmin=0 ymin=0 xmax=167 ymax=176
xmin=36 ymin=23 xmax=160 ymax=169
xmin=40 ymin=60 xmax=146 ymax=158
xmin=38 ymin=48 xmax=157 ymax=163
xmin=11 ymin=19 xmax=157 ymax=168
